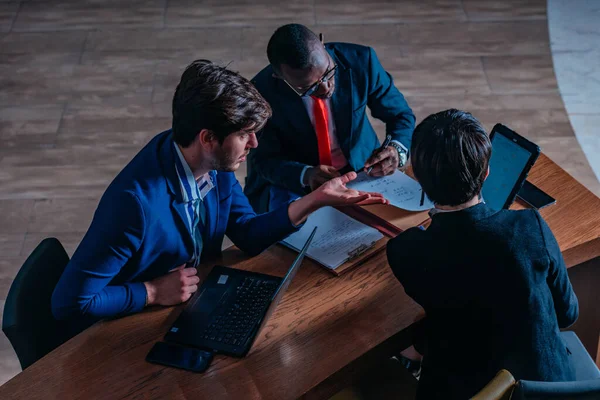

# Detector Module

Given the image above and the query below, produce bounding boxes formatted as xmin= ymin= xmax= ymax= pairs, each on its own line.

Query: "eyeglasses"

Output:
xmin=282 ymin=62 xmax=337 ymax=98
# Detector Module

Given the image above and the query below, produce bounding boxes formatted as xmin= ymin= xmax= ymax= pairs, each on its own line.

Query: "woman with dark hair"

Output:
xmin=387 ymin=109 xmax=578 ymax=399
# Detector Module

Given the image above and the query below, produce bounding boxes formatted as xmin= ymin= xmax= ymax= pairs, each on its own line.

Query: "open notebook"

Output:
xmin=282 ymin=206 xmax=384 ymax=271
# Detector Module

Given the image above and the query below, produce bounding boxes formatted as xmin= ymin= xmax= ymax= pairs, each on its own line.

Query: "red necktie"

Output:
xmin=312 ymin=96 xmax=333 ymax=166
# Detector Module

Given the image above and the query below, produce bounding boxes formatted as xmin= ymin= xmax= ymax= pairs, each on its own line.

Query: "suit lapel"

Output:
xmin=202 ymin=170 xmax=218 ymax=240
xmin=330 ymin=53 xmax=353 ymax=160
xmin=159 ymin=132 xmax=197 ymax=250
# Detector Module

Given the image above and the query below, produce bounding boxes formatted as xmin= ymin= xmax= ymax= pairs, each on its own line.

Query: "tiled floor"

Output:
xmin=1 ymin=0 xmax=599 ymax=387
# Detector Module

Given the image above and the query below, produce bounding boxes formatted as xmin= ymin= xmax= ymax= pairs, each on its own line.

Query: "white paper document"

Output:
xmin=282 ymin=206 xmax=384 ymax=270
xmin=346 ymin=170 xmax=434 ymax=211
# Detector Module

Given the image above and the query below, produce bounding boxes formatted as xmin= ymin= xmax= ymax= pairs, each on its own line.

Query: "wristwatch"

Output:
xmin=388 ymin=141 xmax=408 ymax=168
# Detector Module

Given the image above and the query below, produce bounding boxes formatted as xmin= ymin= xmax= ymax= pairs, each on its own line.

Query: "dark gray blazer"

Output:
xmin=387 ymin=203 xmax=578 ymax=399
xmin=244 ymin=42 xmax=415 ymax=211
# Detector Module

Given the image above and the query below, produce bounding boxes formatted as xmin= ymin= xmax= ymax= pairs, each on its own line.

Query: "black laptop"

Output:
xmin=165 ymin=227 xmax=317 ymax=357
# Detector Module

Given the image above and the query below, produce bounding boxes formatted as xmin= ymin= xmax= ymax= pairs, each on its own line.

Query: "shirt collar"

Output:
xmin=428 ymin=198 xmax=485 ymax=217
xmin=173 ymin=142 xmax=214 ymax=202
xmin=429 ymin=202 xmax=499 ymax=226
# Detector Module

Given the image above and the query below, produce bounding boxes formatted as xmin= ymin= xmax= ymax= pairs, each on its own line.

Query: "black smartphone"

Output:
xmin=146 ymin=342 xmax=213 ymax=373
xmin=517 ymin=180 xmax=556 ymax=210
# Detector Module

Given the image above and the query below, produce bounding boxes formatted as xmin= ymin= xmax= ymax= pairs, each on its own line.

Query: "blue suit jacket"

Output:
xmin=52 ymin=131 xmax=298 ymax=320
xmin=244 ymin=43 xmax=416 ymax=208
xmin=387 ymin=204 xmax=578 ymax=399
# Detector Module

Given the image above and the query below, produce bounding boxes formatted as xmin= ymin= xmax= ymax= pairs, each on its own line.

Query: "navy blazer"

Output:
xmin=387 ymin=204 xmax=578 ymax=399
xmin=52 ymin=131 xmax=298 ymax=320
xmin=244 ymin=42 xmax=415 ymax=206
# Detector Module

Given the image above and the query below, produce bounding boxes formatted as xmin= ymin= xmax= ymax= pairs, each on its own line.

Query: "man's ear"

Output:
xmin=198 ymin=129 xmax=219 ymax=150
xmin=484 ymin=166 xmax=490 ymax=181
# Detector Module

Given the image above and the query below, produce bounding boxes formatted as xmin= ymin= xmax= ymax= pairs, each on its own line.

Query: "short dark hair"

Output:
xmin=411 ymin=109 xmax=492 ymax=206
xmin=172 ymin=60 xmax=272 ymax=147
xmin=267 ymin=24 xmax=321 ymax=72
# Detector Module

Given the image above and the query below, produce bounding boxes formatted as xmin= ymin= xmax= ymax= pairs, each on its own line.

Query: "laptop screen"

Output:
xmin=250 ymin=227 xmax=317 ymax=345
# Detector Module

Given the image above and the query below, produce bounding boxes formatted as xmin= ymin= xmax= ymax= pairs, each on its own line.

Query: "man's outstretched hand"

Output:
xmin=313 ymin=171 xmax=389 ymax=207
xmin=288 ymin=171 xmax=389 ymax=226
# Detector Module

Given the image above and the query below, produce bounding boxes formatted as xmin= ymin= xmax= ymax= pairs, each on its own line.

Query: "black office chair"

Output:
xmin=2 ymin=238 xmax=84 ymax=370
xmin=511 ymin=331 xmax=600 ymax=399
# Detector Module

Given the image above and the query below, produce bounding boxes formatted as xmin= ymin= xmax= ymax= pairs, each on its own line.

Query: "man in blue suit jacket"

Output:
xmin=244 ymin=24 xmax=416 ymax=213
xmin=51 ymin=60 xmax=386 ymax=321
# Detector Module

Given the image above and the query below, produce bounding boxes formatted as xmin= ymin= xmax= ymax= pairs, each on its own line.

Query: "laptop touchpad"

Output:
xmin=191 ymin=287 xmax=227 ymax=317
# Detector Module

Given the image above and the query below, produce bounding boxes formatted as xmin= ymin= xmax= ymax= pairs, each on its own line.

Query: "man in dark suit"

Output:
xmin=51 ymin=60 xmax=386 ymax=322
xmin=244 ymin=24 xmax=415 ymax=213
xmin=387 ymin=109 xmax=578 ymax=399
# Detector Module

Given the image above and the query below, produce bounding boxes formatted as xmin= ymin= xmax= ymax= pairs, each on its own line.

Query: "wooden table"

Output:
xmin=1 ymin=154 xmax=599 ymax=399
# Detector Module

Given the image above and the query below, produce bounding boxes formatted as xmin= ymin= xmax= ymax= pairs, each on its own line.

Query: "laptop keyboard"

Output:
xmin=200 ymin=277 xmax=278 ymax=347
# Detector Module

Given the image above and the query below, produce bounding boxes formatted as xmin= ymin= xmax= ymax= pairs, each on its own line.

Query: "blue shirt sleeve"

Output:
xmin=51 ymin=190 xmax=147 ymax=320
xmin=225 ymin=179 xmax=300 ymax=256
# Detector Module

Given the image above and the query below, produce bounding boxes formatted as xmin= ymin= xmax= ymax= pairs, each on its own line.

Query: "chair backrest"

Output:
xmin=471 ymin=369 xmax=516 ymax=400
xmin=512 ymin=379 xmax=600 ymax=400
xmin=2 ymin=238 xmax=76 ymax=370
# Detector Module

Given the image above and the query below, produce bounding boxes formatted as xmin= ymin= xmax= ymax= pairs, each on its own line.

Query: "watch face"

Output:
xmin=398 ymin=152 xmax=407 ymax=167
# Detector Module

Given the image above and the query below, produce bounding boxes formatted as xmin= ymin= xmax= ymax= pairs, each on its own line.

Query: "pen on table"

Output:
xmin=366 ymin=134 xmax=392 ymax=175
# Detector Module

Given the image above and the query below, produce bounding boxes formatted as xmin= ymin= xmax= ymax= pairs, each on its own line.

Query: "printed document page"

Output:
xmin=347 ymin=170 xmax=434 ymax=211
xmin=282 ymin=206 xmax=383 ymax=270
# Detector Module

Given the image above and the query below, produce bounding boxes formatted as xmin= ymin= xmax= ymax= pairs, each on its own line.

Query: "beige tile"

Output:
xmin=467 ymin=21 xmax=549 ymax=43
xmin=65 ymin=65 xmax=155 ymax=99
xmin=12 ymin=0 xmax=165 ymax=31
xmin=405 ymin=93 xmax=565 ymax=115
xmin=166 ymin=0 xmax=315 ymax=28
xmin=482 ymin=55 xmax=558 ymax=94
xmin=0 ymin=165 xmax=120 ymax=200
xmin=0 ymin=31 xmax=87 ymax=54
xmin=0 ymin=234 xmax=25 ymax=258
xmin=0 ymin=200 xmax=35 ymax=234
xmin=85 ymin=28 xmax=243 ymax=52
xmin=392 ymin=70 xmax=491 ymax=97
xmin=0 ymin=1 xmax=18 ymax=32
xmin=56 ymin=128 xmax=166 ymax=149
xmin=383 ymin=56 xmax=490 ymax=97
xmin=58 ymin=117 xmax=170 ymax=141
xmin=82 ymin=48 xmax=240 ymax=72
xmin=154 ymin=49 xmax=242 ymax=78
xmin=152 ymin=73 xmax=184 ymax=104
xmin=395 ymin=21 xmax=548 ymax=44
xmin=0 ymin=64 xmax=74 ymax=106
xmin=315 ymin=0 xmax=466 ymax=24
xmin=474 ymin=109 xmax=572 ymax=140
xmin=64 ymin=101 xmax=159 ymax=120
xmin=0 ymin=257 xmax=26 ymax=300
xmin=60 ymin=102 xmax=170 ymax=138
xmin=224 ymin=58 xmax=267 ymax=81
xmin=0 ymin=52 xmax=81 ymax=66
xmin=0 ymin=61 xmax=155 ymax=106
xmin=28 ymin=198 xmax=98 ymax=233
xmin=21 ymin=232 xmax=83 ymax=258
xmin=0 ymin=146 xmax=141 ymax=169
xmin=462 ymin=0 xmax=546 ymax=22
xmin=0 ymin=105 xmax=63 ymax=149
xmin=401 ymin=41 xmax=549 ymax=58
